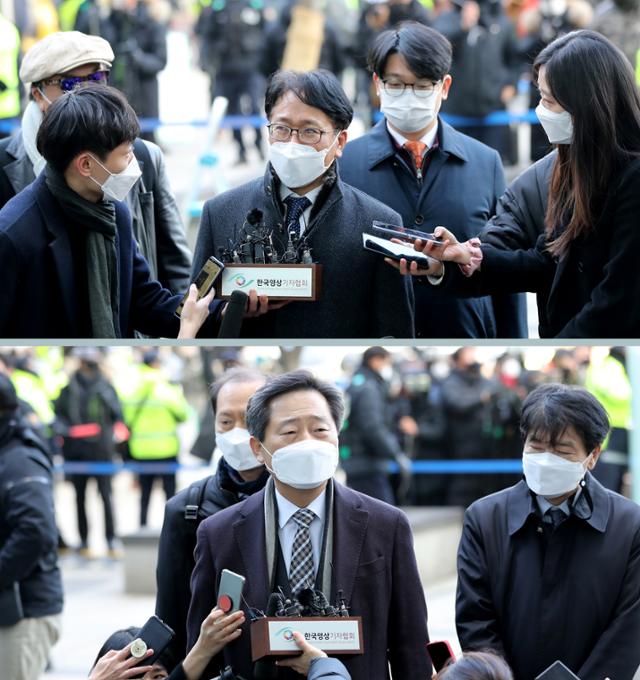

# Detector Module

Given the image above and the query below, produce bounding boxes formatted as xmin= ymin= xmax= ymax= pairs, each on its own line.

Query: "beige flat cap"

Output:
xmin=19 ymin=31 xmax=114 ymax=84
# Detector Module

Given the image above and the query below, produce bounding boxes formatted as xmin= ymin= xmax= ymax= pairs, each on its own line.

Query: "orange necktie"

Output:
xmin=403 ymin=140 xmax=427 ymax=177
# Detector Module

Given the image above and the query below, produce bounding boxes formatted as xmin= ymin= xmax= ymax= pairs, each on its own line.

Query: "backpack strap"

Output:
xmin=184 ymin=476 xmax=211 ymax=522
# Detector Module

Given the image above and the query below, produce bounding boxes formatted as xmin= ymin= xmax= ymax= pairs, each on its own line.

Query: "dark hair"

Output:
xmin=245 ymin=370 xmax=345 ymax=441
xmin=520 ymin=383 xmax=610 ymax=453
xmin=209 ymin=367 xmax=267 ymax=414
xmin=92 ymin=626 xmax=176 ymax=675
xmin=533 ymin=30 xmax=640 ymax=257
xmin=368 ymin=22 xmax=452 ymax=81
xmin=362 ymin=346 xmax=391 ymax=366
xmin=437 ymin=652 xmax=514 ymax=680
xmin=264 ymin=70 xmax=354 ymax=131
xmin=36 ymin=84 xmax=140 ymax=173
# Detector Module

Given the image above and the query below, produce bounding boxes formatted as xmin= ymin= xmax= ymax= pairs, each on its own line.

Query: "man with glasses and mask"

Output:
xmin=186 ymin=370 xmax=431 ymax=680
xmin=191 ymin=69 xmax=414 ymax=339
xmin=340 ymin=23 xmax=526 ymax=340
xmin=456 ymin=382 xmax=640 ymax=680
xmin=0 ymin=31 xmax=192 ymax=295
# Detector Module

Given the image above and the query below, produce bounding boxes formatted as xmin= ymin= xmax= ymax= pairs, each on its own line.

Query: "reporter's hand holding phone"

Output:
xmin=88 ymin=642 xmax=155 ymax=680
xmin=177 ymin=284 xmax=216 ymax=339
xmin=182 ymin=608 xmax=245 ymax=680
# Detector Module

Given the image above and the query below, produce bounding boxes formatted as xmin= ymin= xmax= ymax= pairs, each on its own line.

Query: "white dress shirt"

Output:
xmin=279 ymin=184 xmax=323 ymax=236
xmin=275 ymin=486 xmax=327 ymax=579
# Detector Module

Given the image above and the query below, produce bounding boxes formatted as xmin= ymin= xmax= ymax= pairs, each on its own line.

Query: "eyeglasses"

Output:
xmin=40 ymin=70 xmax=110 ymax=92
xmin=267 ymin=123 xmax=336 ymax=145
xmin=380 ymin=78 xmax=441 ymax=98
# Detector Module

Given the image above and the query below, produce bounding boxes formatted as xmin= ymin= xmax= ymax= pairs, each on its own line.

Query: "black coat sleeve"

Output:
xmin=577 ymin=526 xmax=640 ymax=680
xmin=147 ymin=142 xmax=192 ymax=293
xmin=0 ymin=454 xmax=57 ymax=589
xmin=156 ymin=496 xmax=194 ymax=658
xmin=455 ymin=507 xmax=505 ymax=655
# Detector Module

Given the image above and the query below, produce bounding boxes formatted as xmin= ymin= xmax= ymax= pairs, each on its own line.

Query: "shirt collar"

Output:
xmin=385 ymin=120 xmax=439 ymax=152
xmin=508 ymin=473 xmax=609 ymax=536
xmin=279 ymin=183 xmax=323 ymax=206
xmin=275 ymin=486 xmax=327 ymax=529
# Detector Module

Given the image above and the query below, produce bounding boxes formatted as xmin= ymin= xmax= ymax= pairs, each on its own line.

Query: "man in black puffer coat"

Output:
xmin=0 ymin=375 xmax=63 ymax=680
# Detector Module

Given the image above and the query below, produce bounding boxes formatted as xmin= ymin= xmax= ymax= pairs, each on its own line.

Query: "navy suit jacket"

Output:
xmin=0 ymin=173 xmax=182 ymax=338
xmin=186 ymin=481 xmax=431 ymax=680
xmin=339 ymin=119 xmax=527 ymax=338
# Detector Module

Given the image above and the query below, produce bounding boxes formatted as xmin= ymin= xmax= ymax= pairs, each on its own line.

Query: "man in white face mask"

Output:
xmin=456 ymin=382 xmax=640 ymax=680
xmin=340 ymin=22 xmax=526 ymax=340
xmin=187 ymin=370 xmax=431 ymax=680
xmin=191 ymin=69 xmax=415 ymax=339
xmin=0 ymin=85 xmax=215 ymax=339
xmin=156 ymin=367 xmax=269 ymax=663
xmin=0 ymin=30 xmax=192 ymax=295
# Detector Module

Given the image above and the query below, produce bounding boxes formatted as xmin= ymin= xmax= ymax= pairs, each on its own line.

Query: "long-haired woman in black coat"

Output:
xmin=403 ymin=30 xmax=640 ymax=338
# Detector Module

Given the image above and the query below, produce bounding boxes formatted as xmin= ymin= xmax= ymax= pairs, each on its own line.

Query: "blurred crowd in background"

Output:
xmin=0 ymin=344 xmax=631 ymax=558
xmin=1 ymin=0 xmax=639 ymax=164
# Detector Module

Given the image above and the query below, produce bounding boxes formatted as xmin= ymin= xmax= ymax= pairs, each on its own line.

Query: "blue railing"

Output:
xmin=0 ymin=109 xmax=541 ymax=136
xmin=56 ymin=459 xmax=523 ymax=476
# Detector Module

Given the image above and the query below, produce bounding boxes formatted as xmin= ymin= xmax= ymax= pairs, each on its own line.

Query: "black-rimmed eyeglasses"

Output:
xmin=267 ymin=123 xmax=337 ymax=145
xmin=380 ymin=78 xmax=441 ymax=98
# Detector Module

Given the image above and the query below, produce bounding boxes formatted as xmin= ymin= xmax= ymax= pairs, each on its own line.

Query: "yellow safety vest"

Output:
xmin=0 ymin=14 xmax=20 ymax=120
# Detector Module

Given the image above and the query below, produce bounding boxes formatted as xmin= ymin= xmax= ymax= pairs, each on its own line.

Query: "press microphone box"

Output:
xmin=220 ymin=264 xmax=323 ymax=301
xmin=250 ymin=617 xmax=363 ymax=661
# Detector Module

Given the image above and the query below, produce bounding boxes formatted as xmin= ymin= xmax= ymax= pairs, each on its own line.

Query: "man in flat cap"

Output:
xmin=0 ymin=30 xmax=192 ymax=295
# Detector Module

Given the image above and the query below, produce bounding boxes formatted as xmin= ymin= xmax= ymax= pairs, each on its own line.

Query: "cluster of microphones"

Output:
xmin=218 ymin=209 xmax=314 ymax=266
xmin=250 ymin=588 xmax=350 ymax=680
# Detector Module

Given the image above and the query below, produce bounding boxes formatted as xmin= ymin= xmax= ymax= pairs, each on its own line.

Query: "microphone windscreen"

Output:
xmin=218 ymin=290 xmax=247 ymax=339
xmin=266 ymin=593 xmax=281 ymax=617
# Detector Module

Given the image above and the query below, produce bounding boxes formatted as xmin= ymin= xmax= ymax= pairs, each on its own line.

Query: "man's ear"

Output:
xmin=250 ymin=436 xmax=266 ymax=465
xmin=73 ymin=152 xmax=95 ymax=179
xmin=441 ymin=74 xmax=453 ymax=101
xmin=588 ymin=446 xmax=602 ymax=469
xmin=335 ymin=130 xmax=348 ymax=157
xmin=32 ymin=86 xmax=48 ymax=113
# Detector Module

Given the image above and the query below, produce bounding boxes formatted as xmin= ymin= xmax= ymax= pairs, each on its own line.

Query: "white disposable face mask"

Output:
xmin=379 ymin=365 xmax=394 ymax=382
xmin=379 ymin=87 xmax=439 ymax=133
xmin=522 ymin=451 xmax=591 ymax=498
xmin=89 ymin=153 xmax=142 ymax=201
xmin=268 ymin=134 xmax=340 ymax=189
xmin=216 ymin=427 xmax=261 ymax=471
xmin=262 ymin=439 xmax=339 ymax=490
xmin=535 ymin=102 xmax=573 ymax=145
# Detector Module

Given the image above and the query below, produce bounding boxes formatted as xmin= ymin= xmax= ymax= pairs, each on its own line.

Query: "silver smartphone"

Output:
xmin=217 ymin=569 xmax=246 ymax=614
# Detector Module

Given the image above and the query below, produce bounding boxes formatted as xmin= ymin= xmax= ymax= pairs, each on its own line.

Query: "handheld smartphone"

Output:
xmin=174 ymin=255 xmax=225 ymax=318
xmin=426 ymin=640 xmax=456 ymax=672
xmin=134 ymin=615 xmax=175 ymax=666
xmin=534 ymin=661 xmax=581 ymax=680
xmin=362 ymin=233 xmax=432 ymax=267
xmin=217 ymin=569 xmax=246 ymax=614
xmin=371 ymin=221 xmax=444 ymax=243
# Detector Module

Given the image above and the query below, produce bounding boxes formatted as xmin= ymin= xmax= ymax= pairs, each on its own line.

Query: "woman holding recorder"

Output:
xmin=392 ymin=30 xmax=640 ymax=338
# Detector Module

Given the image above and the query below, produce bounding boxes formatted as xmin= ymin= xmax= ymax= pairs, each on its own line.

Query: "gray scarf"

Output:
xmin=45 ymin=165 xmax=121 ymax=338
xmin=263 ymin=476 xmax=334 ymax=599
